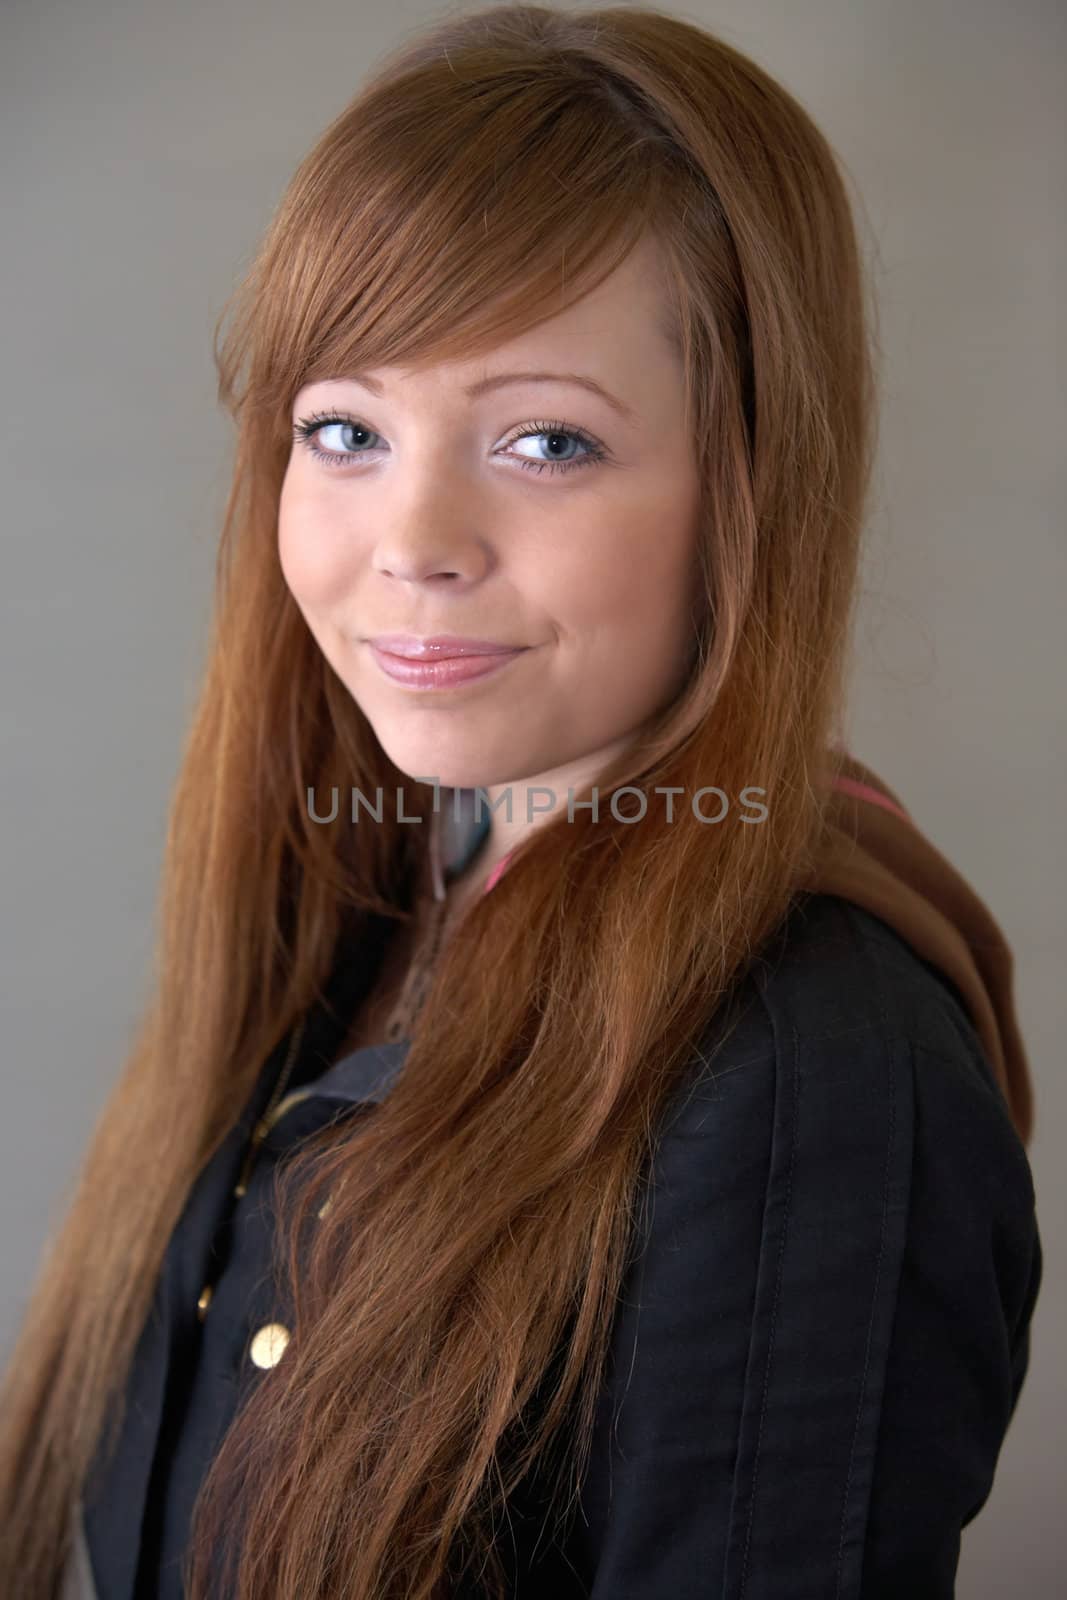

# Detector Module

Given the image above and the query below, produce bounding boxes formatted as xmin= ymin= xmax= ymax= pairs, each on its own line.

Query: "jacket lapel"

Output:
xmin=79 ymin=1054 xmax=288 ymax=1600
xmin=76 ymin=914 xmax=409 ymax=1598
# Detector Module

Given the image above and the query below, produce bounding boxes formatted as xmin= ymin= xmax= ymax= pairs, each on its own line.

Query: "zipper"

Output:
xmin=233 ymin=1014 xmax=308 ymax=1198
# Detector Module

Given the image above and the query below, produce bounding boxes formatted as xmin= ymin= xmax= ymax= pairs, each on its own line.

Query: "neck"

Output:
xmin=454 ymin=731 xmax=646 ymax=891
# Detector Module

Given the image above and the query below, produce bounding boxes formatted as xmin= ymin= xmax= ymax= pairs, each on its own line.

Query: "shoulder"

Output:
xmin=662 ymin=890 xmax=1031 ymax=1189
xmin=559 ymin=892 xmax=1042 ymax=1597
xmin=654 ymin=891 xmax=1039 ymax=1415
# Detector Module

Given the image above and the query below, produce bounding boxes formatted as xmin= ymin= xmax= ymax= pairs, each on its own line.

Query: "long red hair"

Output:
xmin=0 ymin=6 xmax=878 ymax=1595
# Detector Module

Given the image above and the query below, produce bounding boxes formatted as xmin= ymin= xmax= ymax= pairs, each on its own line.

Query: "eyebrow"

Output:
xmin=333 ymin=369 xmax=638 ymax=425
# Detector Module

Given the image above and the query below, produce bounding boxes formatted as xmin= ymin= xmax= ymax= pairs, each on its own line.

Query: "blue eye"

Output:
xmin=502 ymin=421 xmax=607 ymax=474
xmin=290 ymin=411 xmax=608 ymax=476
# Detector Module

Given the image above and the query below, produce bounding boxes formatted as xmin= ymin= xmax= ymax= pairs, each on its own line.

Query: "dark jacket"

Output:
xmin=68 ymin=892 xmax=1042 ymax=1599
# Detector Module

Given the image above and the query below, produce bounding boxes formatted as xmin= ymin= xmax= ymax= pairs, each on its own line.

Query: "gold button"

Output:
xmin=317 ymin=1194 xmax=333 ymax=1220
xmin=196 ymin=1285 xmax=213 ymax=1321
xmin=249 ymin=1322 xmax=290 ymax=1369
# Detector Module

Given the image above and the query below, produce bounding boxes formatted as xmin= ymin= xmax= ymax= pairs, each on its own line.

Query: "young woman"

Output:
xmin=0 ymin=6 xmax=1041 ymax=1598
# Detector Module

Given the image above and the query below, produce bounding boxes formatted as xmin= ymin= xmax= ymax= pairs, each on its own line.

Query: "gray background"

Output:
xmin=2 ymin=1 xmax=1063 ymax=1592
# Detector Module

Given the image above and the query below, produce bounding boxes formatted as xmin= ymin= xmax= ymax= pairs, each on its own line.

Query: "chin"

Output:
xmin=367 ymin=734 xmax=511 ymax=797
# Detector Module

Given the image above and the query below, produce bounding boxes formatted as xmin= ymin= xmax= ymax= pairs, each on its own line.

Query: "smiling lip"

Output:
xmin=367 ymin=634 xmax=524 ymax=659
xmin=367 ymin=641 xmax=527 ymax=688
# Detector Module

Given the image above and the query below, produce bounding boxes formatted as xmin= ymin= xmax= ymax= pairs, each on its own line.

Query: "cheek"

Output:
xmin=569 ymin=498 xmax=702 ymax=713
xmin=277 ymin=483 xmax=352 ymax=609
xmin=555 ymin=498 xmax=700 ymax=643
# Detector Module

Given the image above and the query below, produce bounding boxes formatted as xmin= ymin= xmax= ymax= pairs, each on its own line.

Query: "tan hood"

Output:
xmin=806 ymin=750 xmax=1034 ymax=1147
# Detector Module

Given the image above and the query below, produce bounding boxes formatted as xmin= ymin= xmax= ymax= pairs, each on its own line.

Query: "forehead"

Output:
xmin=294 ymin=239 xmax=680 ymax=411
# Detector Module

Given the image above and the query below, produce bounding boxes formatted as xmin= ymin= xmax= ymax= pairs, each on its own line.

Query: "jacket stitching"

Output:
xmin=736 ymin=1019 xmax=798 ymax=1599
xmin=833 ymin=1037 xmax=898 ymax=1597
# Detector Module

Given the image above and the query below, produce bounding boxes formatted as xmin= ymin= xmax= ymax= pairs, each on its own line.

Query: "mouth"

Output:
xmin=366 ymin=634 xmax=525 ymax=659
xmin=366 ymin=641 xmax=529 ymax=690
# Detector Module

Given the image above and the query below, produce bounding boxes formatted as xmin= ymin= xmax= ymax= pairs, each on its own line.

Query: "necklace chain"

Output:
xmin=230 ymin=824 xmax=467 ymax=1204
xmin=381 ymin=890 xmax=452 ymax=1043
xmin=381 ymin=804 xmax=482 ymax=1044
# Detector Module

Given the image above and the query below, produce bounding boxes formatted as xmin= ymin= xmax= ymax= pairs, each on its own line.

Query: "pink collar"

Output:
xmin=481 ymin=852 xmax=514 ymax=896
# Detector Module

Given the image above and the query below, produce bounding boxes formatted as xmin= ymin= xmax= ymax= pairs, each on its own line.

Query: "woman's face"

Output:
xmin=279 ymin=234 xmax=703 ymax=800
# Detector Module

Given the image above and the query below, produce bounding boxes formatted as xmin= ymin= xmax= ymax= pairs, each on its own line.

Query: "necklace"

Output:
xmin=228 ymin=885 xmax=448 ymax=1208
xmin=380 ymin=891 xmax=450 ymax=1044
xmin=194 ymin=819 xmax=470 ymax=1323
xmin=233 ymin=886 xmax=451 ymax=1200
xmin=249 ymin=807 xmax=476 ymax=1170
xmin=380 ymin=799 xmax=470 ymax=1044
xmin=228 ymin=878 xmax=447 ymax=1214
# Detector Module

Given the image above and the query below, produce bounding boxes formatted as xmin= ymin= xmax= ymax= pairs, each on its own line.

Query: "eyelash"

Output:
xmin=290 ymin=410 xmax=608 ymax=477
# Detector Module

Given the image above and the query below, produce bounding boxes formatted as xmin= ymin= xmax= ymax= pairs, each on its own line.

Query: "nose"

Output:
xmin=371 ymin=503 xmax=493 ymax=588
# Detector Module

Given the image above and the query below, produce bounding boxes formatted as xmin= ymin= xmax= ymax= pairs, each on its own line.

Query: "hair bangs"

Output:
xmin=246 ymin=56 xmax=690 ymax=429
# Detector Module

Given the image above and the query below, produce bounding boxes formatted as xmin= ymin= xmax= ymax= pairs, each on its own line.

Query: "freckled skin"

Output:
xmin=279 ymin=234 xmax=703 ymax=880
